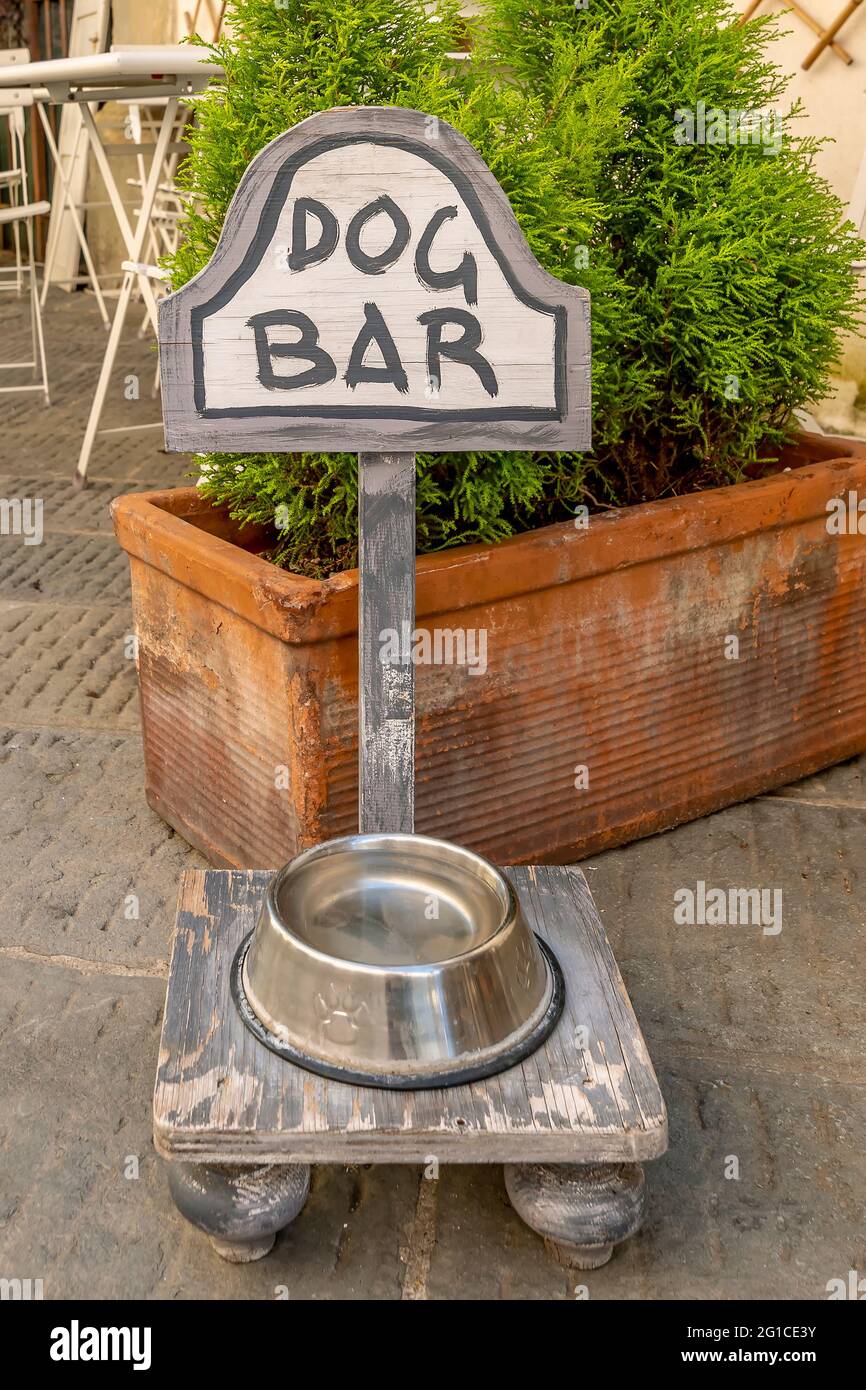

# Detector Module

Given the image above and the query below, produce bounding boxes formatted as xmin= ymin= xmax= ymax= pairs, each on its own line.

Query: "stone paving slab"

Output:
xmin=0 ymin=533 xmax=130 ymax=603
xmin=0 ymin=602 xmax=139 ymax=730
xmin=0 ymin=727 xmax=202 ymax=970
xmin=0 ymin=473 xmax=174 ymax=534
xmin=763 ymin=755 xmax=866 ymax=807
xmin=0 ymin=422 xmax=187 ymax=486
xmin=88 ymin=450 xmax=196 ymax=485
xmin=585 ymin=796 xmax=866 ymax=1085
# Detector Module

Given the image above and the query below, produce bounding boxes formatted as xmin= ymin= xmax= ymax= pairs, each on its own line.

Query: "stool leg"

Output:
xmin=167 ymin=1161 xmax=311 ymax=1264
xmin=504 ymin=1162 xmax=646 ymax=1270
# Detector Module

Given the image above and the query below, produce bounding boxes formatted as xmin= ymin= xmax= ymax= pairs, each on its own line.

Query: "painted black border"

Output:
xmin=192 ymin=131 xmax=567 ymax=424
xmin=230 ymin=931 xmax=566 ymax=1092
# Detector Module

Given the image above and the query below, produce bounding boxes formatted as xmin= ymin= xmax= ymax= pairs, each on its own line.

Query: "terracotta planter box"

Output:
xmin=111 ymin=433 xmax=866 ymax=869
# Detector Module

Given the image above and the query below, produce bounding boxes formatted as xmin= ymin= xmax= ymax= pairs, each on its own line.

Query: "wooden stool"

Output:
xmin=154 ymin=864 xmax=667 ymax=1269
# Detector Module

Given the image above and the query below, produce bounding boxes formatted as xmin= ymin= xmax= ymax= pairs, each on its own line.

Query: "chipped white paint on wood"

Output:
xmin=154 ymin=865 xmax=667 ymax=1165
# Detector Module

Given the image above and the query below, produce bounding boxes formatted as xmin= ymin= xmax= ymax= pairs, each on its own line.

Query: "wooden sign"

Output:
xmin=159 ymin=107 xmax=591 ymax=453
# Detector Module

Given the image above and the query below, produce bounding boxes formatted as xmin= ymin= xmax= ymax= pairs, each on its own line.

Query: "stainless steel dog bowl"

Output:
xmin=231 ymin=834 xmax=564 ymax=1088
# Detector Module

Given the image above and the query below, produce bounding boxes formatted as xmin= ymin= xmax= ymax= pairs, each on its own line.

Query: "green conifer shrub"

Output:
xmin=478 ymin=0 xmax=864 ymax=506
xmin=171 ymin=0 xmax=863 ymax=576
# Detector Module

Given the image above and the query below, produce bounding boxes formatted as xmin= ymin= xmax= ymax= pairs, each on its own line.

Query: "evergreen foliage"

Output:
xmin=171 ymin=0 xmax=864 ymax=576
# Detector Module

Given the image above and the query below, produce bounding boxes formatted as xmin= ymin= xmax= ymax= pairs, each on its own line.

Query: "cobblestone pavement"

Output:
xmin=0 ymin=287 xmax=863 ymax=1300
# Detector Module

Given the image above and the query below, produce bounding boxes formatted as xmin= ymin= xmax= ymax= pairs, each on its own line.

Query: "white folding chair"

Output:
xmin=0 ymin=49 xmax=30 ymax=297
xmin=0 ymin=87 xmax=50 ymax=405
xmin=0 ymin=125 xmax=26 ymax=297
xmin=121 ymin=258 xmax=171 ymax=398
xmin=121 ymin=98 xmax=189 ymax=342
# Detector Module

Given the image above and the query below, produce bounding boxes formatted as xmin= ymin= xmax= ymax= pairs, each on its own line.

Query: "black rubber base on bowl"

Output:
xmin=230 ymin=933 xmax=566 ymax=1091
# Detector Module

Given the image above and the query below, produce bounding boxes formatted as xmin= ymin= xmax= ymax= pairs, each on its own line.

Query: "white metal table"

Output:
xmin=0 ymin=47 xmax=224 ymax=486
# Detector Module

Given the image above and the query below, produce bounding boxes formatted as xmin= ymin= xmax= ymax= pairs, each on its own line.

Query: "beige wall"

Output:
xmin=172 ymin=0 xmax=224 ymax=42
xmin=733 ymin=1 xmax=866 ymax=212
xmin=732 ymin=1 xmax=866 ymax=413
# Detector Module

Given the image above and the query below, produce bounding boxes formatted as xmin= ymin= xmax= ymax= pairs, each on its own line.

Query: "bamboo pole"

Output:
xmin=738 ymin=0 xmax=853 ymax=63
xmin=789 ymin=0 xmax=854 ymax=61
xmin=802 ymin=0 xmax=863 ymax=69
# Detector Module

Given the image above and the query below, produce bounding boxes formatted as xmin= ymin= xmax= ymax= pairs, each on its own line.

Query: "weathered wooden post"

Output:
xmin=358 ymin=451 xmax=416 ymax=835
xmin=154 ymin=107 xmax=666 ymax=1268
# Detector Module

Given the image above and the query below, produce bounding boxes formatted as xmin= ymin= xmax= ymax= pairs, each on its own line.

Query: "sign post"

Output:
xmin=159 ymin=105 xmax=591 ymax=836
xmin=358 ymin=450 xmax=416 ymax=835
